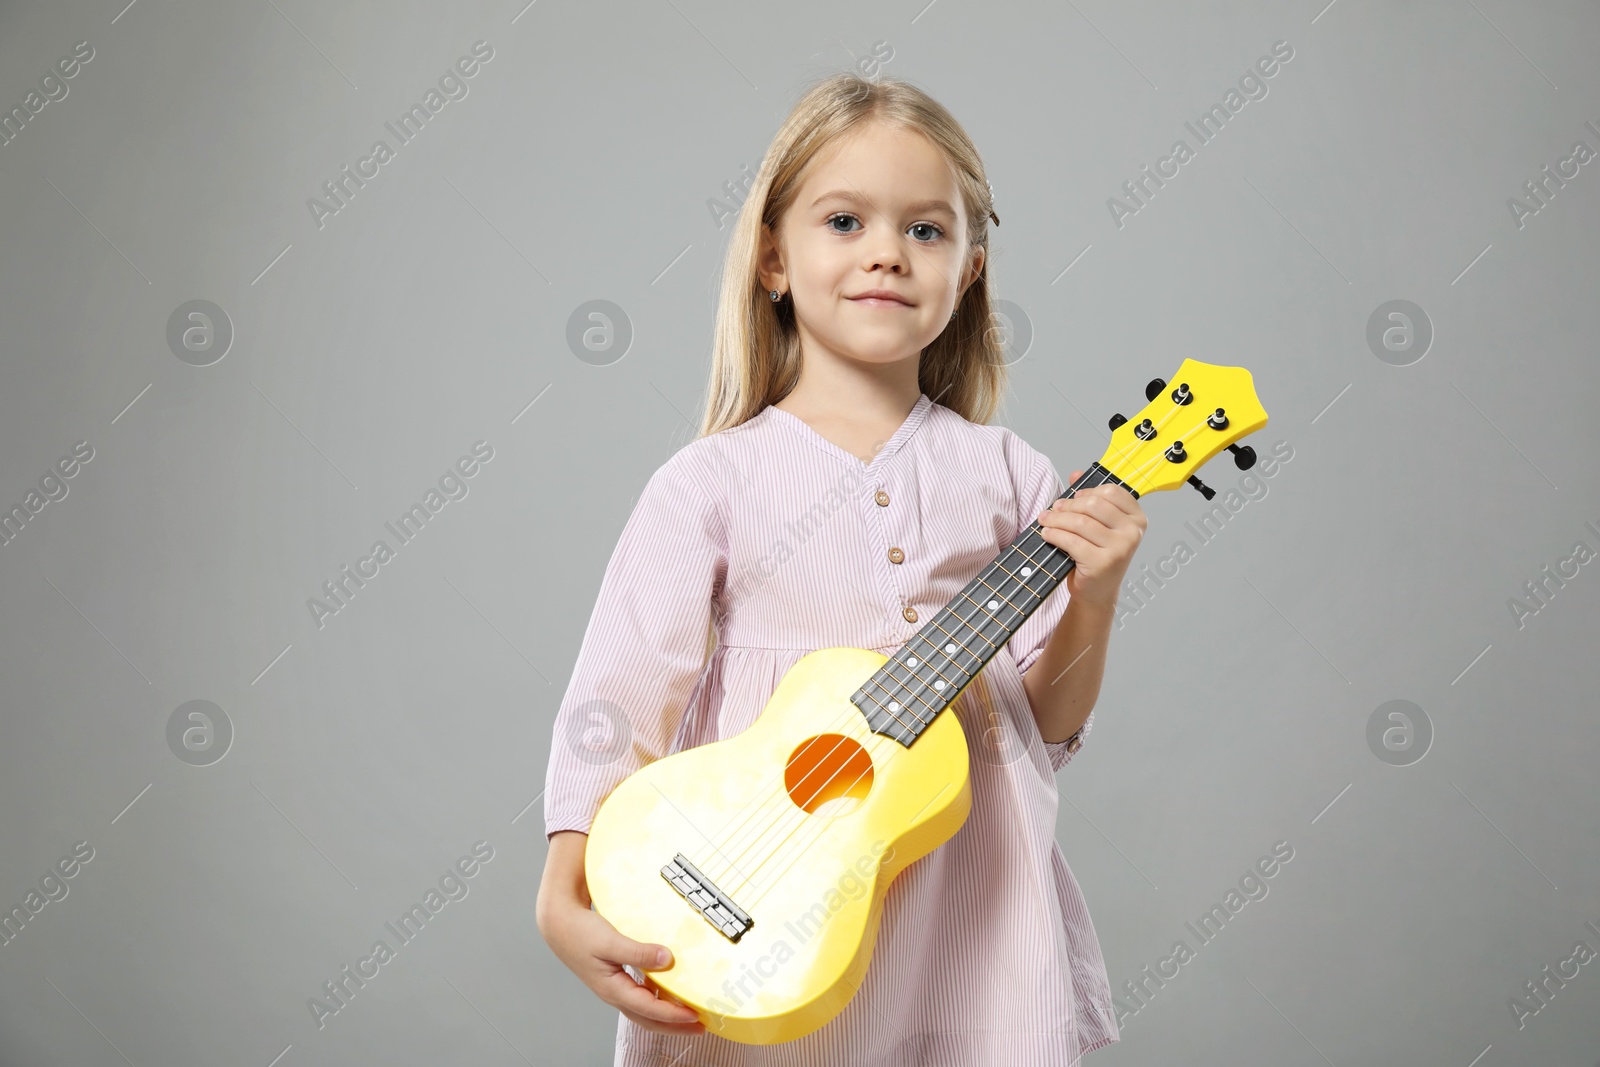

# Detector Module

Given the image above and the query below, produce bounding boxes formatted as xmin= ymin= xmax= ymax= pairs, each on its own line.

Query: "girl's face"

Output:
xmin=759 ymin=119 xmax=985 ymax=373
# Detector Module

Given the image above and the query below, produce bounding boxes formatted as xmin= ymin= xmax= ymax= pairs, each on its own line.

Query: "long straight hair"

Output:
xmin=698 ymin=72 xmax=1009 ymax=438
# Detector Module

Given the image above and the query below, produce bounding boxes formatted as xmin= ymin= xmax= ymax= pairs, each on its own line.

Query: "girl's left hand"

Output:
xmin=1036 ymin=469 xmax=1147 ymax=610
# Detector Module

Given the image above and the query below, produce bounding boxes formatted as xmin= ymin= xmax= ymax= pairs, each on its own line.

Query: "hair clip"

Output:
xmin=985 ymin=179 xmax=999 ymax=226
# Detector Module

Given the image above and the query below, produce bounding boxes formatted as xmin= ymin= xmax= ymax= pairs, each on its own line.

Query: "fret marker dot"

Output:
xmin=1020 ymin=567 xmax=1033 ymax=578
xmin=907 ymin=657 xmax=918 ymax=669
xmin=987 ymin=600 xmax=1000 ymax=611
xmin=888 ymin=701 xmax=901 ymax=712
xmin=944 ymin=643 xmax=957 ymax=655
xmin=934 ymin=679 xmax=946 ymax=692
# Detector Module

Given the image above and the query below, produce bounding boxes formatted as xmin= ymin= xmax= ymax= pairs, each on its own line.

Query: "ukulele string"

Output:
xmin=699 ymin=554 xmax=1059 ymax=887
xmin=703 ymin=670 xmax=933 ymax=893
xmin=690 ymin=645 xmax=938 ymax=890
xmin=708 ymin=432 xmax=1192 ymax=902
xmin=730 ymin=519 xmax=1070 ymax=907
xmin=712 ymin=521 xmax=1062 ymax=901
xmin=704 ymin=635 xmax=947 ymax=894
xmin=701 ymin=448 xmax=1130 ymax=890
xmin=696 ymin=423 xmax=1198 ymax=901
xmin=704 ymin=435 xmax=1187 ymax=900
xmin=704 ymin=391 xmax=1209 ymax=883
xmin=732 ymin=585 xmax=1032 ymax=908
xmin=733 ymin=414 xmax=1216 ymax=896
xmin=704 ymin=439 xmax=1162 ymax=892
xmin=726 ymin=428 xmax=1197 ymax=903
xmin=700 ymin=536 xmax=1040 ymax=892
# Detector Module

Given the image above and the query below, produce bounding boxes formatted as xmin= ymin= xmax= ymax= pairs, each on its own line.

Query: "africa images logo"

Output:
xmin=305 ymin=41 xmax=495 ymax=230
xmin=306 ymin=441 xmax=494 ymax=629
xmin=1106 ymin=39 xmax=1295 ymax=229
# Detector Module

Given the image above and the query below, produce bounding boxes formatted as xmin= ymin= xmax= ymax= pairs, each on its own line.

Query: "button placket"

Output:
xmin=871 ymin=474 xmax=921 ymax=631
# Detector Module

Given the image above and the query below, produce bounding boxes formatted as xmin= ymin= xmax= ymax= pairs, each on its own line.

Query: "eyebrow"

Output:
xmin=810 ymin=189 xmax=958 ymax=217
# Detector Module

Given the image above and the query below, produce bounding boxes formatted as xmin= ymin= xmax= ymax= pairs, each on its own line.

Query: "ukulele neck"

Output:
xmin=850 ymin=463 xmax=1136 ymax=747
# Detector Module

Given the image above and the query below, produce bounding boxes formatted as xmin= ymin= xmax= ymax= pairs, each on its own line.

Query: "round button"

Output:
xmin=875 ymin=490 xmax=890 ymax=507
xmin=1066 ymin=733 xmax=1083 ymax=754
xmin=902 ymin=606 xmax=919 ymax=623
xmin=887 ymin=546 xmax=904 ymax=564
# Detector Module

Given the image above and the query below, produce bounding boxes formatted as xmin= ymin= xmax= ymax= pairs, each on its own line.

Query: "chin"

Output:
xmin=844 ymin=347 xmax=922 ymax=367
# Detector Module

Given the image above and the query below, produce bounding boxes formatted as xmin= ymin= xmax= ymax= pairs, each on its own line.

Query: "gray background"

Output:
xmin=1 ymin=0 xmax=1596 ymax=1064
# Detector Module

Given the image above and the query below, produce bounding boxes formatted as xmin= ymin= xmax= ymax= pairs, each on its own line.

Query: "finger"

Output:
xmin=602 ymin=931 xmax=674 ymax=972
xmin=618 ymin=1005 xmax=709 ymax=1037
xmin=1071 ymin=490 xmax=1144 ymax=532
xmin=1092 ymin=483 xmax=1142 ymax=516
xmin=639 ymin=970 xmax=699 ymax=1014
xmin=600 ymin=971 xmax=705 ymax=1026
xmin=1063 ymin=484 xmax=1116 ymax=511
xmin=1037 ymin=522 xmax=1097 ymax=559
xmin=1041 ymin=505 xmax=1113 ymax=549
xmin=1077 ymin=496 xmax=1138 ymax=534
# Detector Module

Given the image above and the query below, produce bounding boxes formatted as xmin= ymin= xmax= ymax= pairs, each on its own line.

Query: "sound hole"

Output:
xmin=785 ymin=734 xmax=874 ymax=817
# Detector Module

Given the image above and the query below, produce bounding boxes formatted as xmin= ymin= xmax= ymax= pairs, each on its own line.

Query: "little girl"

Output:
xmin=537 ymin=71 xmax=1146 ymax=1066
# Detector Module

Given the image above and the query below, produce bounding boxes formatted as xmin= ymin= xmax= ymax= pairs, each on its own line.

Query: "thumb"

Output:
xmin=1069 ymin=469 xmax=1084 ymax=485
xmin=609 ymin=934 xmax=672 ymax=970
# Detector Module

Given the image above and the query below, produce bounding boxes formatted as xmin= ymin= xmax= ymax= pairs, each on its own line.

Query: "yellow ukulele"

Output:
xmin=584 ymin=359 xmax=1268 ymax=1044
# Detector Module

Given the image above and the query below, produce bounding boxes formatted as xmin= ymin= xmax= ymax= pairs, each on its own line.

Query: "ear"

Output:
xmin=957 ymin=243 xmax=986 ymax=301
xmin=756 ymin=223 xmax=787 ymax=295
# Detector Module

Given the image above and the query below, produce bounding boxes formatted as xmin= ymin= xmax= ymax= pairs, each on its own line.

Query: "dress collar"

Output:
xmin=764 ymin=393 xmax=934 ymax=473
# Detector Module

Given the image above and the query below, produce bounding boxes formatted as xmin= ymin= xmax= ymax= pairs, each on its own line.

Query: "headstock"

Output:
xmin=1099 ymin=359 xmax=1268 ymax=500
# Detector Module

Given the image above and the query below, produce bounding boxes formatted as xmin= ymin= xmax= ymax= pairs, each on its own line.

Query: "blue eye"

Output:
xmin=825 ymin=213 xmax=944 ymax=242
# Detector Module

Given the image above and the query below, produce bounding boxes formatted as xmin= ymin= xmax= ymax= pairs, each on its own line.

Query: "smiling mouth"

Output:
xmin=849 ymin=297 xmax=914 ymax=308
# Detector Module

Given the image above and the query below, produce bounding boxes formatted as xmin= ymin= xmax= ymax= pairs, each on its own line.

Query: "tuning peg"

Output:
xmin=1108 ymin=413 xmax=1127 ymax=431
xmin=1144 ymin=378 xmax=1166 ymax=402
xmin=1229 ymin=443 xmax=1256 ymax=470
xmin=1187 ymin=475 xmax=1215 ymax=500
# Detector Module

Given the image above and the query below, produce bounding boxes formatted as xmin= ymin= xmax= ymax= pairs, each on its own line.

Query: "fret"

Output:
xmin=859 ymin=670 xmax=941 ymax=733
xmin=922 ymin=616 xmax=987 ymax=677
xmin=853 ymin=462 xmax=1138 ymax=746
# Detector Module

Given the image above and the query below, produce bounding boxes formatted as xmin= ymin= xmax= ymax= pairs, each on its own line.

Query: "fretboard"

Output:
xmin=850 ymin=462 xmax=1137 ymax=746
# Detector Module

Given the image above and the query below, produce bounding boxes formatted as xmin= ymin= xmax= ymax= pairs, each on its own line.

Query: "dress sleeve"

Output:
xmin=1002 ymin=433 xmax=1093 ymax=772
xmin=542 ymin=454 xmax=727 ymax=838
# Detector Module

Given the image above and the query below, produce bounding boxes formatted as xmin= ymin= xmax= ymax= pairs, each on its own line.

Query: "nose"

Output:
xmin=861 ymin=254 xmax=908 ymax=278
xmin=860 ymin=224 xmax=909 ymax=275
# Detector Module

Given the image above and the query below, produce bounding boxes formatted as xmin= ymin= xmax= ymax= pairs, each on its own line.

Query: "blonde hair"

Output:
xmin=697 ymin=72 xmax=1009 ymax=437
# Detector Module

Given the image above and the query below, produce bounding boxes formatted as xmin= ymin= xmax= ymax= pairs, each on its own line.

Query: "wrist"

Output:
xmin=536 ymin=878 xmax=591 ymax=933
xmin=537 ymin=831 xmax=593 ymax=921
xmin=1067 ymin=589 xmax=1119 ymax=614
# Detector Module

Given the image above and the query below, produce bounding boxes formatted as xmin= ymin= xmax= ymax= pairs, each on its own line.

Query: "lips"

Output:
xmin=848 ymin=291 xmax=913 ymax=306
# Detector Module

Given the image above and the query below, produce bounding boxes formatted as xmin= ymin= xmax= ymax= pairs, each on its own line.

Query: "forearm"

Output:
xmin=1020 ymin=594 xmax=1116 ymax=744
xmin=536 ymin=830 xmax=591 ymax=929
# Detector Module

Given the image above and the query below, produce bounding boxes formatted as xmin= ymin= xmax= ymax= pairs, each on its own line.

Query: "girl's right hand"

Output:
xmin=537 ymin=893 xmax=708 ymax=1037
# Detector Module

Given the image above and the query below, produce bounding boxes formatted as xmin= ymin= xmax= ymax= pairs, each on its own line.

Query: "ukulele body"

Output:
xmin=584 ymin=646 xmax=973 ymax=1045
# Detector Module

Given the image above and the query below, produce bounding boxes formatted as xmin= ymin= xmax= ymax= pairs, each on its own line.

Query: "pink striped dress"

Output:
xmin=543 ymin=392 xmax=1120 ymax=1065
